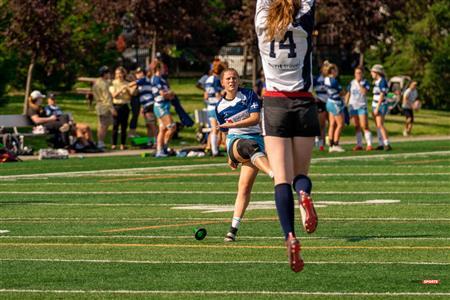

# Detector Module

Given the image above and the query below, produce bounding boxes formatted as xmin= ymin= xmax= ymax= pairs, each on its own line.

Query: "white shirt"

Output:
xmin=255 ymin=0 xmax=315 ymax=92
xmin=402 ymin=88 xmax=418 ymax=109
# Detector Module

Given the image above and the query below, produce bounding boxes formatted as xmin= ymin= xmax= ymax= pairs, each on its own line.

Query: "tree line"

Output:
xmin=0 ymin=0 xmax=448 ymax=109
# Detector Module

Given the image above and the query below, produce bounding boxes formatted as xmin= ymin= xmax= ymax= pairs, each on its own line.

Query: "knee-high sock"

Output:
xmin=376 ymin=128 xmax=383 ymax=146
xmin=356 ymin=131 xmax=363 ymax=147
xmin=364 ymin=130 xmax=372 ymax=146
xmin=275 ymin=183 xmax=295 ymax=240
xmin=210 ymin=133 xmax=218 ymax=155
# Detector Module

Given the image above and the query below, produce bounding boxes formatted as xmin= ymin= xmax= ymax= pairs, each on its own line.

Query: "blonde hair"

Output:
xmin=266 ymin=0 xmax=300 ymax=41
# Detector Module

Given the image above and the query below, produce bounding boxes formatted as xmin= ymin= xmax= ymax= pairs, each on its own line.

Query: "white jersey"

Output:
xmin=348 ymin=79 xmax=370 ymax=109
xmin=255 ymin=0 xmax=315 ymax=92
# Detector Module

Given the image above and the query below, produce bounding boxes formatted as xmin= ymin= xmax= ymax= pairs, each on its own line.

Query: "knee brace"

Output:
xmin=236 ymin=139 xmax=261 ymax=161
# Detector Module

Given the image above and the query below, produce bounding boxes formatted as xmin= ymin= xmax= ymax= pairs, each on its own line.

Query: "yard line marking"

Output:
xmin=1 ymin=150 xmax=449 ymax=180
xmin=1 ymin=235 xmax=450 ymax=241
xmin=1 ymin=258 xmax=449 ymax=265
xmin=1 ymin=191 xmax=449 ymax=195
xmin=1 ymin=243 xmax=449 ymax=250
xmin=102 ymin=220 xmax=227 ymax=233
xmin=2 ymin=217 xmax=449 ymax=221
xmin=0 ymin=289 xmax=449 ymax=296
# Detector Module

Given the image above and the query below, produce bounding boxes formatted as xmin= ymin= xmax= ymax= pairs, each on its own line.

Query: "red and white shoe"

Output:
xmin=299 ymin=191 xmax=318 ymax=234
xmin=286 ymin=232 xmax=304 ymax=273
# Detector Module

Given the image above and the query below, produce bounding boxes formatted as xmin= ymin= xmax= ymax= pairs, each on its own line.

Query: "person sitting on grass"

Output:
xmin=216 ymin=68 xmax=274 ymax=242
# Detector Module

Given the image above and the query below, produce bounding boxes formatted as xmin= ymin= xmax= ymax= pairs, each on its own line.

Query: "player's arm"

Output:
xmin=219 ymin=112 xmax=260 ymax=129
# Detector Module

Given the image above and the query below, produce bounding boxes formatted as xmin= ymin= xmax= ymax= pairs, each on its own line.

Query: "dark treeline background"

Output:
xmin=0 ymin=0 xmax=448 ymax=109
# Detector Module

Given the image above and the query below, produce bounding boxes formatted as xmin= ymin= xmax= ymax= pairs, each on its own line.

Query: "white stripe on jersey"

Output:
xmin=256 ymin=0 xmax=315 ymax=92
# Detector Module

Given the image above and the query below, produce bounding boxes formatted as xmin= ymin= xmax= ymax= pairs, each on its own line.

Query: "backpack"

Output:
xmin=0 ymin=148 xmax=20 ymax=163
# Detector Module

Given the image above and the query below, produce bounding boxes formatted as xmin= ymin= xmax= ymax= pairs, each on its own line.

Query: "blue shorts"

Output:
xmin=372 ymin=103 xmax=388 ymax=116
xmin=154 ymin=101 xmax=171 ymax=119
xmin=226 ymin=133 xmax=265 ymax=159
xmin=349 ymin=106 xmax=368 ymax=116
xmin=326 ymin=100 xmax=345 ymax=116
xmin=207 ymin=107 xmax=217 ymax=120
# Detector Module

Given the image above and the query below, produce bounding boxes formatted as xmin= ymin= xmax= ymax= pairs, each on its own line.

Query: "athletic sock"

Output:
xmin=329 ymin=140 xmax=334 ymax=147
xmin=231 ymin=216 xmax=241 ymax=229
xmin=356 ymin=131 xmax=363 ymax=147
xmin=383 ymin=139 xmax=390 ymax=146
xmin=274 ymin=183 xmax=295 ymax=240
xmin=210 ymin=133 xmax=218 ymax=155
xmin=292 ymin=174 xmax=312 ymax=195
xmin=268 ymin=171 xmax=274 ymax=179
xmin=364 ymin=130 xmax=372 ymax=146
xmin=376 ymin=128 xmax=383 ymax=146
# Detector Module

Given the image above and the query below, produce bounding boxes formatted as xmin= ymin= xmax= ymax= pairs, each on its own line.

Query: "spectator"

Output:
xmin=92 ymin=66 xmax=114 ymax=150
xmin=128 ymin=68 xmax=142 ymax=139
xmin=26 ymin=90 xmax=70 ymax=148
xmin=129 ymin=67 xmax=158 ymax=148
xmin=345 ymin=67 xmax=373 ymax=151
xmin=402 ymin=81 xmax=419 ymax=136
xmin=44 ymin=94 xmax=98 ymax=152
xmin=109 ymin=66 xmax=134 ymax=150
xmin=324 ymin=64 xmax=345 ymax=152
xmin=370 ymin=64 xmax=392 ymax=150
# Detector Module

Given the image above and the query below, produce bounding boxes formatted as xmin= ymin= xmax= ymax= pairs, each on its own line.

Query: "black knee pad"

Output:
xmin=236 ymin=139 xmax=260 ymax=160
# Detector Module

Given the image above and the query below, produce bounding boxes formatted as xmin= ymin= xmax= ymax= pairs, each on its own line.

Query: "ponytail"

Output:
xmin=266 ymin=0 xmax=300 ymax=41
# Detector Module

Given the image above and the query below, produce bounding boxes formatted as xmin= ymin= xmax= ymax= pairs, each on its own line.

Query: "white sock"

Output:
xmin=268 ymin=171 xmax=274 ymax=179
xmin=211 ymin=133 xmax=218 ymax=155
xmin=364 ymin=130 xmax=372 ymax=146
xmin=376 ymin=128 xmax=383 ymax=146
xmin=231 ymin=217 xmax=241 ymax=229
xmin=383 ymin=139 xmax=390 ymax=146
xmin=356 ymin=131 xmax=363 ymax=147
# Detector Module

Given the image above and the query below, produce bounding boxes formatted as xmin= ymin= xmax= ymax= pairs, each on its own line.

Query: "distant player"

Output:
xmin=151 ymin=62 xmax=176 ymax=157
xmin=129 ymin=68 xmax=158 ymax=148
xmin=204 ymin=61 xmax=225 ymax=157
xmin=324 ymin=63 xmax=345 ymax=152
xmin=313 ymin=61 xmax=330 ymax=151
xmin=216 ymin=68 xmax=273 ymax=242
xmin=256 ymin=0 xmax=319 ymax=272
xmin=345 ymin=66 xmax=373 ymax=151
xmin=370 ymin=64 xmax=392 ymax=151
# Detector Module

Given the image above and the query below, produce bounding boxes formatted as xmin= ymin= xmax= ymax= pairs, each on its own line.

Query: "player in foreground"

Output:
xmin=216 ymin=68 xmax=274 ymax=242
xmin=255 ymin=0 xmax=319 ymax=272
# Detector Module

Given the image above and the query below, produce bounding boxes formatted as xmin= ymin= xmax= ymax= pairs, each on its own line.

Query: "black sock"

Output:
xmin=293 ymin=174 xmax=312 ymax=195
xmin=334 ymin=141 xmax=339 ymax=146
xmin=274 ymin=183 xmax=295 ymax=240
xmin=329 ymin=140 xmax=334 ymax=147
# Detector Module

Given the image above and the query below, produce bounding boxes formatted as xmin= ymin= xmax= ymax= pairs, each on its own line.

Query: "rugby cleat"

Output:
xmin=299 ymin=191 xmax=318 ymax=234
xmin=286 ymin=232 xmax=304 ymax=273
xmin=224 ymin=232 xmax=236 ymax=242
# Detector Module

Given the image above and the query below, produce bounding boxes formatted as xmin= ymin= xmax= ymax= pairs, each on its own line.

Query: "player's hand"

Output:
xmin=228 ymin=158 xmax=238 ymax=170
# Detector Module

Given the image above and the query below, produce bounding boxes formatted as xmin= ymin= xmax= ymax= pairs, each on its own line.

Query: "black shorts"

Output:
xmin=142 ymin=104 xmax=154 ymax=114
xmin=262 ymin=96 xmax=321 ymax=137
xmin=403 ymin=108 xmax=414 ymax=121
xmin=316 ymin=101 xmax=326 ymax=113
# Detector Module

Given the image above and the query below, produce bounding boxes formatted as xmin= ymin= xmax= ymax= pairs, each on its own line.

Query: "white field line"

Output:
xmin=1 ymin=217 xmax=449 ymax=222
xmin=1 ymin=191 xmax=449 ymax=195
xmin=1 ymin=258 xmax=449 ymax=266
xmin=0 ymin=289 xmax=449 ymax=297
xmin=1 ymin=150 xmax=449 ymax=180
xmin=1 ymin=235 xmax=450 ymax=241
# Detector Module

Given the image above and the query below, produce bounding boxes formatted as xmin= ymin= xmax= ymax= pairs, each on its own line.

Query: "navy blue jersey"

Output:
xmin=44 ymin=105 xmax=63 ymax=117
xmin=204 ymin=75 xmax=223 ymax=106
xmin=372 ymin=77 xmax=388 ymax=105
xmin=135 ymin=77 xmax=155 ymax=108
xmin=314 ymin=75 xmax=327 ymax=102
xmin=150 ymin=75 xmax=169 ymax=103
xmin=324 ymin=77 xmax=342 ymax=101
xmin=215 ymin=88 xmax=262 ymax=135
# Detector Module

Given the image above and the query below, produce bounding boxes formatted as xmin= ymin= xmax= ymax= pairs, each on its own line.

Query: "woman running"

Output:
xmin=216 ymin=68 xmax=273 ymax=242
xmin=256 ymin=0 xmax=319 ymax=272
xmin=345 ymin=66 xmax=373 ymax=151
xmin=370 ymin=64 xmax=392 ymax=151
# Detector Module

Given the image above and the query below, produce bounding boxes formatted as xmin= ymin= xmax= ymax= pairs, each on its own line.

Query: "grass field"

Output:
xmin=0 ymin=139 xmax=449 ymax=299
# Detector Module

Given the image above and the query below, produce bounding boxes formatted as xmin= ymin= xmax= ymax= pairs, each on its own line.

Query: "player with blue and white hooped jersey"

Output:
xmin=370 ymin=64 xmax=391 ymax=151
xmin=150 ymin=62 xmax=177 ymax=157
xmin=129 ymin=68 xmax=157 ymax=147
xmin=345 ymin=66 xmax=373 ymax=151
xmin=313 ymin=60 xmax=330 ymax=151
xmin=204 ymin=61 xmax=225 ymax=157
xmin=324 ymin=63 xmax=345 ymax=152
xmin=215 ymin=68 xmax=273 ymax=243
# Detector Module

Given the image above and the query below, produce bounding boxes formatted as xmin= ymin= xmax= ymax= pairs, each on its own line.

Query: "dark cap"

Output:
xmin=48 ymin=93 xmax=56 ymax=99
xmin=134 ymin=67 xmax=145 ymax=74
xmin=98 ymin=65 xmax=110 ymax=76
